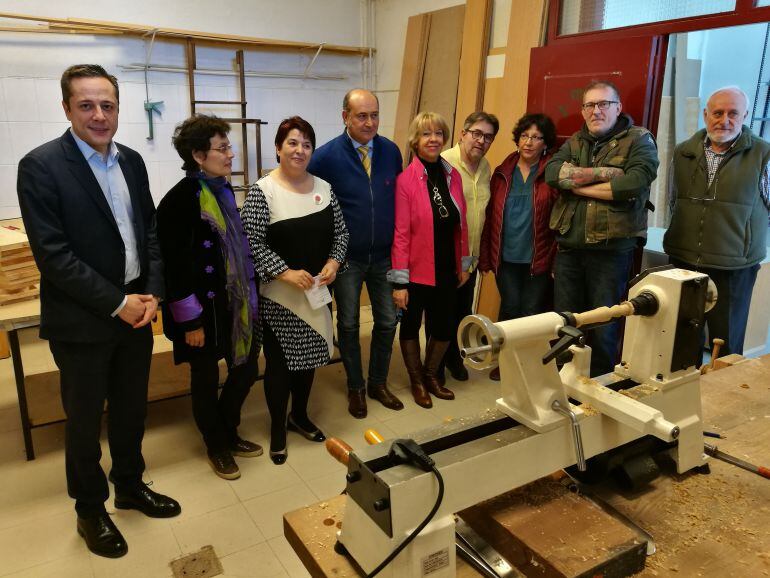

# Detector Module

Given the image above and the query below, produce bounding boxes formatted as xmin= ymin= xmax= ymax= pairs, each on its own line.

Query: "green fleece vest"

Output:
xmin=550 ymin=126 xmax=653 ymax=245
xmin=663 ymin=127 xmax=770 ymax=269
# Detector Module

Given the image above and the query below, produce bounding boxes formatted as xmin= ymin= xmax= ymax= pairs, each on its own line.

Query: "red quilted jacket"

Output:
xmin=479 ymin=151 xmax=558 ymax=276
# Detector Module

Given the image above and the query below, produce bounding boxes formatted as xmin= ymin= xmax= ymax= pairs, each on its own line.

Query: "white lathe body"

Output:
xmin=337 ymin=268 xmax=713 ymax=577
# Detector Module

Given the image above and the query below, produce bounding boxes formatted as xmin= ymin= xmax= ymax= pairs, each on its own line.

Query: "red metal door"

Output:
xmin=527 ymin=35 xmax=668 ymax=142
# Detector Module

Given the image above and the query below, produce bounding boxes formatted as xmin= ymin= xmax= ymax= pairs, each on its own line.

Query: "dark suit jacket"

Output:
xmin=17 ymin=130 xmax=164 ymax=342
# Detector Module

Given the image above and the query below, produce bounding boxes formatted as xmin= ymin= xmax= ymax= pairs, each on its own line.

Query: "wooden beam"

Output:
xmin=0 ymin=11 xmax=373 ymax=56
xmin=476 ymin=0 xmax=548 ymax=320
xmin=418 ymin=5 xmax=465 ymax=145
xmin=452 ymin=0 xmax=493 ymax=143
xmin=392 ymin=13 xmax=431 ymax=163
xmin=485 ymin=0 xmax=548 ymax=169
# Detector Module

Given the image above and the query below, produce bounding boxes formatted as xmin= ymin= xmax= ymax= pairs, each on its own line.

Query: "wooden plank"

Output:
xmin=0 ymin=285 xmax=39 ymax=305
xmin=452 ymin=0 xmax=493 ymax=143
xmin=475 ymin=0 xmax=547 ymax=319
xmin=476 ymin=75 xmax=504 ymax=320
xmin=0 ymin=226 xmax=31 ymax=252
xmin=0 ymin=11 xmax=374 ymax=56
xmin=595 ymin=356 xmax=770 ymax=577
xmin=484 ymin=0 xmax=548 ymax=170
xmin=24 ymin=350 xmax=218 ymax=426
xmin=458 ymin=478 xmax=647 ymax=577
xmin=0 ymin=330 xmax=9 ymax=359
xmin=392 ymin=13 xmax=431 ymax=163
xmin=418 ymin=5 xmax=465 ymax=150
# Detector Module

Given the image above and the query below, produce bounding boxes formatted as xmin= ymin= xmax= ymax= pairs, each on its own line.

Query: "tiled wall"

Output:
xmin=0 ymin=31 xmax=363 ymax=217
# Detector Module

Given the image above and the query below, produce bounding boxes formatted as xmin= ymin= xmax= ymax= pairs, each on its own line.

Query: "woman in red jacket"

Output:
xmin=479 ymin=113 xmax=558 ymax=380
xmin=388 ymin=112 xmax=472 ymax=408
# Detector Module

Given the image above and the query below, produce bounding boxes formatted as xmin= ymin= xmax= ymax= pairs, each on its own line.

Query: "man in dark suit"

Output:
xmin=17 ymin=64 xmax=180 ymax=558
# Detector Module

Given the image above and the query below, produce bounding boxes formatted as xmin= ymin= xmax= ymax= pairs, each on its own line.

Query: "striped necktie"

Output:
xmin=357 ymin=146 xmax=371 ymax=177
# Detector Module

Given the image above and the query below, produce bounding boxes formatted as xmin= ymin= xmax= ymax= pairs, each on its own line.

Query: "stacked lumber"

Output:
xmin=0 ymin=226 xmax=39 ymax=305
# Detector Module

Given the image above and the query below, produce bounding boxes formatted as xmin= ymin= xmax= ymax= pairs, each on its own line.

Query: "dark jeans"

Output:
xmin=554 ymin=247 xmax=634 ymax=377
xmin=188 ymin=336 xmax=260 ymax=454
xmin=496 ymin=262 xmax=550 ymax=321
xmin=400 ymin=280 xmax=458 ymax=341
xmin=333 ymin=258 xmax=397 ymax=391
xmin=670 ymin=258 xmax=759 ymax=358
xmin=50 ymin=326 xmax=153 ymax=517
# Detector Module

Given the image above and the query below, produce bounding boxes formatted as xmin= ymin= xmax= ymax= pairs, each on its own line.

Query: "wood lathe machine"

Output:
xmin=334 ymin=267 xmax=717 ymax=577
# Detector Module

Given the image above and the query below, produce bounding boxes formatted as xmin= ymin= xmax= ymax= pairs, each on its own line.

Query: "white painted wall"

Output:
xmin=0 ymin=0 xmax=367 ymax=216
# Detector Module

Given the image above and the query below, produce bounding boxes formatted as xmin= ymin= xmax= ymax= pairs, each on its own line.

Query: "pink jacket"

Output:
xmin=388 ymin=156 xmax=471 ymax=287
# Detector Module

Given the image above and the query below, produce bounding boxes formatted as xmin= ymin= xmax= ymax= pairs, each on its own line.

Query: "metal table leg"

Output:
xmin=8 ymin=329 xmax=34 ymax=460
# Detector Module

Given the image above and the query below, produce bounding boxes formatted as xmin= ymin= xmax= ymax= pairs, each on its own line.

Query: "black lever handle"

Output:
xmin=542 ymin=326 xmax=585 ymax=365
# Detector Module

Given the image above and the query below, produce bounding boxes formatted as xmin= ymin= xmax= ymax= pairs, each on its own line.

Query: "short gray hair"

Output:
xmin=706 ymin=86 xmax=749 ymax=110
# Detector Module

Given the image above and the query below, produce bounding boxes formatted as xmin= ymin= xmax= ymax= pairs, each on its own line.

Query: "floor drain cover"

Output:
xmin=170 ymin=545 xmax=224 ymax=578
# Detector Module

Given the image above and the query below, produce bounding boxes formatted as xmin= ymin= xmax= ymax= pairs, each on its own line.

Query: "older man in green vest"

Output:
xmin=664 ymin=86 xmax=770 ymax=358
xmin=545 ymin=80 xmax=659 ymax=377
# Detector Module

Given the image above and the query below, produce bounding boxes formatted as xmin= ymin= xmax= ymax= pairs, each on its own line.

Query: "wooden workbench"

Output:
xmin=0 ymin=298 xmax=196 ymax=460
xmin=284 ymin=355 xmax=770 ymax=577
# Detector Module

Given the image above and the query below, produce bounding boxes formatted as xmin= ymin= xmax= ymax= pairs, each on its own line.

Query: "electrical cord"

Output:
xmin=366 ymin=465 xmax=445 ymax=578
xmin=364 ymin=439 xmax=445 ymax=577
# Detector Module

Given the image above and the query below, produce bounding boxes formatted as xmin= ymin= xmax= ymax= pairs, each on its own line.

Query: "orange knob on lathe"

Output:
xmin=364 ymin=429 xmax=384 ymax=445
xmin=325 ymin=437 xmax=353 ymax=466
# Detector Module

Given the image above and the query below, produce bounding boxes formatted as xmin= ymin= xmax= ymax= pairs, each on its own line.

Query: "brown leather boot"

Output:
xmin=400 ymin=339 xmax=432 ymax=408
xmin=423 ymin=339 xmax=455 ymax=400
xmin=367 ymin=383 xmax=404 ymax=411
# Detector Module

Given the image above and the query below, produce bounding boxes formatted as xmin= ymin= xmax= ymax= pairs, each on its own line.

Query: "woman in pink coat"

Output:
xmin=387 ymin=112 xmax=472 ymax=408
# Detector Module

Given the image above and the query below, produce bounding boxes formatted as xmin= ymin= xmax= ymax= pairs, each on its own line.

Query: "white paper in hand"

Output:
xmin=305 ymin=275 xmax=332 ymax=310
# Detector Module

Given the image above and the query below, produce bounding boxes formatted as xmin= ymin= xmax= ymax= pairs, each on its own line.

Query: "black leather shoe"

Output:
xmin=447 ymin=361 xmax=469 ymax=381
xmin=77 ymin=513 xmax=128 ymax=558
xmin=348 ymin=389 xmax=367 ymax=419
xmin=270 ymin=448 xmax=288 ymax=465
xmin=287 ymin=415 xmax=326 ymax=442
xmin=208 ymin=451 xmax=241 ymax=480
xmin=115 ymin=483 xmax=181 ymax=518
xmin=489 ymin=367 xmax=500 ymax=381
xmin=230 ymin=437 xmax=263 ymax=458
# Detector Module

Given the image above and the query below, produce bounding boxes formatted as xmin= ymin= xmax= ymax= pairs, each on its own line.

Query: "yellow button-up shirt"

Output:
xmin=441 ymin=143 xmax=491 ymax=267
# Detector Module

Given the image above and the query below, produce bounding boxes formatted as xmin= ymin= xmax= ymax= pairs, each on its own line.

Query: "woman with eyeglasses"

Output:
xmin=388 ymin=112 xmax=471 ymax=408
xmin=241 ymin=116 xmax=348 ymax=465
xmin=479 ymin=113 xmax=559 ymax=380
xmin=157 ymin=114 xmax=261 ymax=480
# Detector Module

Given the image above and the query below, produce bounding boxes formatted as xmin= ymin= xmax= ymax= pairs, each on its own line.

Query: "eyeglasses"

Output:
xmin=210 ymin=144 xmax=233 ymax=154
xmin=519 ymin=133 xmax=544 ymax=143
xmin=581 ymin=101 xmax=619 ymax=112
xmin=680 ymin=164 xmax=719 ymax=203
xmin=466 ymin=129 xmax=495 ymax=144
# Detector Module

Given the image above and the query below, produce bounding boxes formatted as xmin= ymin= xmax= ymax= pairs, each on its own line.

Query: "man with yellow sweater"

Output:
xmin=438 ymin=111 xmax=499 ymax=380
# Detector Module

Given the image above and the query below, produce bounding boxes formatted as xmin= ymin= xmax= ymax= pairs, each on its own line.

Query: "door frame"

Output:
xmin=546 ymin=0 xmax=770 ymax=45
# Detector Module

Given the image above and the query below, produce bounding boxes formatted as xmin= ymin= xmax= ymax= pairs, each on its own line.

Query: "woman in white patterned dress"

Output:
xmin=241 ymin=116 xmax=348 ymax=465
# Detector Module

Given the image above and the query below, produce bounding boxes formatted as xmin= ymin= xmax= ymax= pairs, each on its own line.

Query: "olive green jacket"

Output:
xmin=545 ymin=115 xmax=659 ymax=247
xmin=663 ymin=127 xmax=770 ymax=269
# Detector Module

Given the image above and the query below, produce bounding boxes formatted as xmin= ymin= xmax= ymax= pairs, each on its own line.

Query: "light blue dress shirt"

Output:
xmin=70 ymin=129 xmax=140 ymax=284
